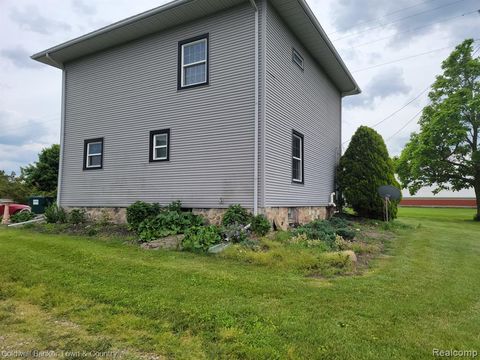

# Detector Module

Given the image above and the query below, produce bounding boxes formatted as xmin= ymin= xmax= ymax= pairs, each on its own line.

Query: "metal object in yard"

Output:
xmin=378 ymin=185 xmax=401 ymax=222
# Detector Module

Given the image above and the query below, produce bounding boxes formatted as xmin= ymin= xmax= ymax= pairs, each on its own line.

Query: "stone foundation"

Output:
xmin=66 ymin=206 xmax=333 ymax=230
xmin=66 ymin=207 xmax=127 ymax=224
xmin=192 ymin=208 xmax=228 ymax=225
xmin=260 ymin=206 xmax=332 ymax=230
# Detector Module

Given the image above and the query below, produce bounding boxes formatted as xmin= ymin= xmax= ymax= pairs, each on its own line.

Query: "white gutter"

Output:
xmin=46 ymin=53 xmax=64 ymax=69
xmin=250 ymin=0 xmax=259 ymax=215
xmin=296 ymin=0 xmax=360 ymax=96
xmin=57 ymin=70 xmax=66 ymax=206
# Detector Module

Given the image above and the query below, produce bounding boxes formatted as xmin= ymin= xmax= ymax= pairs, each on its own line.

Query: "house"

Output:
xmin=31 ymin=0 xmax=360 ymax=229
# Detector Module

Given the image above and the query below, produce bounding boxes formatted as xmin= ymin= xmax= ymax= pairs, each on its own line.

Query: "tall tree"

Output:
xmin=396 ymin=39 xmax=480 ymax=220
xmin=338 ymin=126 xmax=400 ymax=220
xmin=21 ymin=144 xmax=60 ymax=195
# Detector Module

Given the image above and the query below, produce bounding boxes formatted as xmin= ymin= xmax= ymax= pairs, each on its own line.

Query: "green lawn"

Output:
xmin=0 ymin=208 xmax=479 ymax=359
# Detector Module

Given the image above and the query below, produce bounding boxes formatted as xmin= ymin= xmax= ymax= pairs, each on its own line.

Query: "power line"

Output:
xmin=386 ymin=108 xmax=424 ymax=141
xmin=371 ymin=86 xmax=430 ymax=128
xmin=352 ymin=38 xmax=480 ymax=73
xmin=349 ymin=9 xmax=479 ymax=49
xmin=333 ymin=0 xmax=467 ymax=41
xmin=352 ymin=45 xmax=454 ymax=73
xmin=329 ymin=0 xmax=440 ymax=35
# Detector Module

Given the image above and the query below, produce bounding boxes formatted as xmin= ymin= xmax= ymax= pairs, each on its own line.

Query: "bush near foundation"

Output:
xmin=337 ymin=126 xmax=400 ymax=220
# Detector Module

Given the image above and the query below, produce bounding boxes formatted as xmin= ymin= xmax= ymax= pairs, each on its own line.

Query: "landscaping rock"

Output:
xmin=140 ymin=234 xmax=184 ymax=250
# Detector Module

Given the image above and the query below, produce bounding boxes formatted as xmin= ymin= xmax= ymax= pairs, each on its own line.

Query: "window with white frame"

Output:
xmin=292 ymin=48 xmax=304 ymax=70
xmin=150 ymin=129 xmax=170 ymax=162
xmin=292 ymin=131 xmax=304 ymax=183
xmin=84 ymin=138 xmax=103 ymax=170
xmin=178 ymin=34 xmax=208 ymax=89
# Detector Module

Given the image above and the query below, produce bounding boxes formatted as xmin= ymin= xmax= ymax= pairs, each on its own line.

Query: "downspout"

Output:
xmin=50 ymin=52 xmax=66 ymax=207
xmin=250 ymin=0 xmax=259 ymax=215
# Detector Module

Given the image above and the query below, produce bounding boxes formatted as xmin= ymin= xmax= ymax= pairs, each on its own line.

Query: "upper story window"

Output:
xmin=178 ymin=34 xmax=209 ymax=89
xmin=84 ymin=138 xmax=103 ymax=170
xmin=150 ymin=129 xmax=170 ymax=162
xmin=292 ymin=48 xmax=304 ymax=70
xmin=292 ymin=130 xmax=304 ymax=183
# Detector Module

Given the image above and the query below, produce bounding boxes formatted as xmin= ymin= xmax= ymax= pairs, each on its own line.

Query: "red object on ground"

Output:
xmin=400 ymin=198 xmax=477 ymax=208
xmin=0 ymin=203 xmax=31 ymax=215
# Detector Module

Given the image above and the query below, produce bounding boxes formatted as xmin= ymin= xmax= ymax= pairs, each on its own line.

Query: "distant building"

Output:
xmin=400 ymin=187 xmax=476 ymax=208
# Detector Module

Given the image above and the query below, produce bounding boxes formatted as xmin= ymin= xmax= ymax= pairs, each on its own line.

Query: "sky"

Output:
xmin=0 ymin=0 xmax=479 ymax=191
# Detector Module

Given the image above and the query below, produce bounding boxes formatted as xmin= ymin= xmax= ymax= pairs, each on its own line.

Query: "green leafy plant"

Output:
xmin=251 ymin=214 xmax=271 ymax=236
xmin=44 ymin=203 xmax=68 ymax=224
xmin=181 ymin=225 xmax=222 ymax=252
xmin=137 ymin=211 xmax=204 ymax=242
xmin=126 ymin=201 xmax=162 ymax=232
xmin=221 ymin=223 xmax=249 ymax=243
xmin=10 ymin=211 xmax=35 ymax=224
xmin=222 ymin=204 xmax=252 ymax=226
xmin=68 ymin=209 xmax=87 ymax=225
xmin=292 ymin=220 xmax=336 ymax=246
xmin=165 ymin=200 xmax=182 ymax=213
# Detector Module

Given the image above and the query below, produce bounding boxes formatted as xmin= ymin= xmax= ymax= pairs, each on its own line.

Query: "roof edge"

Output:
xmin=31 ymin=0 xmax=195 ymax=61
xmin=295 ymin=0 xmax=360 ymax=96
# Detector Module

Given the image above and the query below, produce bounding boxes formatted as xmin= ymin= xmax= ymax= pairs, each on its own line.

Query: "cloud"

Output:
xmin=345 ymin=67 xmax=411 ymax=108
xmin=0 ymin=111 xmax=50 ymax=146
xmin=0 ymin=47 xmax=40 ymax=69
xmin=10 ymin=5 xmax=71 ymax=35
xmin=330 ymin=0 xmax=480 ymax=45
xmin=72 ymin=0 xmax=96 ymax=15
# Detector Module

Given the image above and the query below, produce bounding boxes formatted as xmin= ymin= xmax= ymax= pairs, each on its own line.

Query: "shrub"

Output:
xmin=68 ymin=209 xmax=87 ymax=225
xmin=251 ymin=214 xmax=270 ymax=236
xmin=222 ymin=204 xmax=252 ymax=226
xmin=44 ymin=204 xmax=68 ymax=224
xmin=221 ymin=223 xmax=249 ymax=243
xmin=126 ymin=201 xmax=162 ymax=232
xmin=182 ymin=225 xmax=222 ymax=252
xmin=335 ymin=227 xmax=356 ymax=240
xmin=337 ymin=126 xmax=400 ymax=220
xmin=137 ymin=211 xmax=204 ymax=242
xmin=10 ymin=211 xmax=35 ymax=224
xmin=292 ymin=220 xmax=336 ymax=246
xmin=165 ymin=200 xmax=182 ymax=213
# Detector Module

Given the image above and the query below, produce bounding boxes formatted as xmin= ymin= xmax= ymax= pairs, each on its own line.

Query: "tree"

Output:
xmin=0 ymin=171 xmax=34 ymax=204
xmin=396 ymin=39 xmax=480 ymax=220
xmin=21 ymin=144 xmax=60 ymax=195
xmin=337 ymin=126 xmax=400 ymax=220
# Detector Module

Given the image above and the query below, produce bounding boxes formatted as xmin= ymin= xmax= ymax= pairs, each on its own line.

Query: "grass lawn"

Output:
xmin=0 ymin=207 xmax=479 ymax=359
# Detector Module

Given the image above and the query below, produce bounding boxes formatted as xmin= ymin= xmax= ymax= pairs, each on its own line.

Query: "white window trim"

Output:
xmin=292 ymin=134 xmax=303 ymax=183
xmin=152 ymin=133 xmax=168 ymax=161
xmin=86 ymin=141 xmax=102 ymax=169
xmin=181 ymin=38 xmax=207 ymax=87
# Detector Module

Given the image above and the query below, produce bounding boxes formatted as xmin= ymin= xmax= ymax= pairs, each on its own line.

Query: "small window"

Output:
xmin=292 ymin=131 xmax=304 ymax=183
xmin=292 ymin=48 xmax=304 ymax=70
xmin=178 ymin=34 xmax=209 ymax=89
xmin=150 ymin=129 xmax=170 ymax=162
xmin=84 ymin=138 xmax=103 ymax=170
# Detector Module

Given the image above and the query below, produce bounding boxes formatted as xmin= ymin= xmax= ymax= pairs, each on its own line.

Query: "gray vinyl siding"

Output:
xmin=264 ymin=3 xmax=341 ymax=207
xmin=61 ymin=4 xmax=256 ymax=208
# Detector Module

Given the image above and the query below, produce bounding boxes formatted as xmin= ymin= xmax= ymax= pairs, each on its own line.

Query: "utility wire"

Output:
xmin=352 ymin=45 xmax=454 ymax=73
xmin=333 ymin=0 xmax=467 ymax=41
xmin=349 ymin=9 xmax=479 ymax=49
xmin=342 ymin=87 xmax=429 ymax=146
xmin=329 ymin=0 xmax=441 ymax=35
xmin=386 ymin=108 xmax=424 ymax=141
xmin=352 ymin=38 xmax=480 ymax=73
xmin=371 ymin=86 xmax=430 ymax=128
